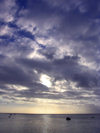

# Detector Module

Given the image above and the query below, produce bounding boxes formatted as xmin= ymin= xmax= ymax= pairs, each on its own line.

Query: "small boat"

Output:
xmin=66 ymin=117 xmax=71 ymax=121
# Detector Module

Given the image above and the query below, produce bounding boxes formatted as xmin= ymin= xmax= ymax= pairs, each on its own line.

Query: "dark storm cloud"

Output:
xmin=17 ymin=55 xmax=100 ymax=89
xmin=16 ymin=0 xmax=100 ymax=67
xmin=17 ymin=29 xmax=35 ymax=40
xmin=0 ymin=55 xmax=39 ymax=88
xmin=18 ymin=0 xmax=56 ymax=18
xmin=1 ymin=53 xmax=98 ymax=101
xmin=0 ymin=91 xmax=6 ymax=95
xmin=0 ymin=65 xmax=30 ymax=84
xmin=17 ymin=0 xmax=100 ymax=36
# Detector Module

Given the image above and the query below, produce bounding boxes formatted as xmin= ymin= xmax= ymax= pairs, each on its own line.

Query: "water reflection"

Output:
xmin=42 ymin=115 xmax=51 ymax=133
xmin=0 ymin=114 xmax=100 ymax=133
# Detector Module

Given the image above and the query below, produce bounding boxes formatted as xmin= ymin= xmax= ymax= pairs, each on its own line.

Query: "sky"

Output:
xmin=0 ymin=0 xmax=100 ymax=114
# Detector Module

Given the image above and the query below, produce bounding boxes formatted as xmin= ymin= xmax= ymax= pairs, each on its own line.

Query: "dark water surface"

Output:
xmin=0 ymin=114 xmax=100 ymax=133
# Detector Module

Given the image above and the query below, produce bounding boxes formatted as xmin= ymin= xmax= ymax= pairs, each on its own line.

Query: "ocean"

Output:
xmin=0 ymin=113 xmax=100 ymax=133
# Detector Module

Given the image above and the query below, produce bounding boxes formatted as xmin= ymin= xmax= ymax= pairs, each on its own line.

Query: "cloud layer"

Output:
xmin=0 ymin=0 xmax=100 ymax=113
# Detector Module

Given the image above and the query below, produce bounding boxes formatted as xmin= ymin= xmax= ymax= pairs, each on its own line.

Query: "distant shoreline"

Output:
xmin=0 ymin=113 xmax=100 ymax=115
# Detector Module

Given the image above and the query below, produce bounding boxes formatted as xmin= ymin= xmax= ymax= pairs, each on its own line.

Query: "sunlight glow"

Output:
xmin=40 ymin=74 xmax=52 ymax=88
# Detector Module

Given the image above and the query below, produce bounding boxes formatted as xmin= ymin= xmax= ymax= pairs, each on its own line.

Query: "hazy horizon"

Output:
xmin=0 ymin=112 xmax=100 ymax=115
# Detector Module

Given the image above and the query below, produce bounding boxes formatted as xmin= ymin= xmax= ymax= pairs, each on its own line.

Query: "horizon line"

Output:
xmin=0 ymin=112 xmax=100 ymax=115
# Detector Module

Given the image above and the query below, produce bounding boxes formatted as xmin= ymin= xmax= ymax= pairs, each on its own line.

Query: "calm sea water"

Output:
xmin=0 ymin=113 xmax=100 ymax=133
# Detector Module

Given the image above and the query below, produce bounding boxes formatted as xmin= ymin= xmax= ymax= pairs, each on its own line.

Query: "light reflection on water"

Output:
xmin=42 ymin=115 xmax=51 ymax=133
xmin=0 ymin=114 xmax=100 ymax=133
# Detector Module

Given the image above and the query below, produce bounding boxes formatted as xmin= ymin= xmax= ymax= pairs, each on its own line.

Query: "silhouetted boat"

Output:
xmin=66 ymin=117 xmax=71 ymax=121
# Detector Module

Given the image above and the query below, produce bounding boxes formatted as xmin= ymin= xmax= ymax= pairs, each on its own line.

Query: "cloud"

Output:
xmin=0 ymin=0 xmax=17 ymax=22
xmin=0 ymin=0 xmax=100 ymax=113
